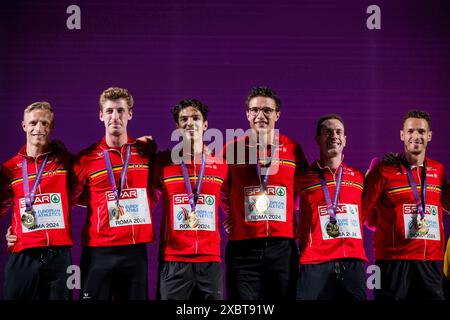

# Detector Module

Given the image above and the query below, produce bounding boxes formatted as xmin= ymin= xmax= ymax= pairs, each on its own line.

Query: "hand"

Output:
xmin=223 ymin=216 xmax=233 ymax=234
xmin=363 ymin=210 xmax=377 ymax=232
xmin=382 ymin=152 xmax=400 ymax=165
xmin=137 ymin=135 xmax=154 ymax=143
xmin=50 ymin=139 xmax=68 ymax=152
xmin=136 ymin=135 xmax=157 ymax=156
xmin=5 ymin=226 xmax=17 ymax=248
xmin=365 ymin=157 xmax=380 ymax=177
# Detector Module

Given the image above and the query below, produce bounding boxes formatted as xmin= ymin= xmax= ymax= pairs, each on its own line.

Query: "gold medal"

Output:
xmin=417 ymin=218 xmax=429 ymax=236
xmin=110 ymin=203 xmax=124 ymax=220
xmin=188 ymin=211 xmax=199 ymax=228
xmin=326 ymin=221 xmax=340 ymax=238
xmin=21 ymin=210 xmax=36 ymax=229
xmin=255 ymin=194 xmax=270 ymax=214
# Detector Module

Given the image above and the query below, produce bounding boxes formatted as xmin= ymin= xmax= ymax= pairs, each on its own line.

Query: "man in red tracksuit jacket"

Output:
xmin=0 ymin=102 xmax=73 ymax=300
xmin=221 ymin=87 xmax=308 ymax=300
xmin=363 ymin=109 xmax=446 ymax=300
xmin=151 ymin=99 xmax=228 ymax=300
xmin=443 ymin=182 xmax=450 ymax=299
xmin=71 ymin=87 xmax=154 ymax=300
xmin=295 ymin=114 xmax=367 ymax=300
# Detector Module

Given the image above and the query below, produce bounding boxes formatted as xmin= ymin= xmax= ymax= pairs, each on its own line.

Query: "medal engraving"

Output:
xmin=110 ymin=204 xmax=124 ymax=220
xmin=21 ymin=210 xmax=36 ymax=228
xmin=326 ymin=221 xmax=340 ymax=238
xmin=188 ymin=211 xmax=199 ymax=228
xmin=417 ymin=218 xmax=429 ymax=236
xmin=255 ymin=194 xmax=270 ymax=214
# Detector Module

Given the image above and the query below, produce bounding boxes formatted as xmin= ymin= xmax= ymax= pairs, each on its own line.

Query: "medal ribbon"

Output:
xmin=103 ymin=144 xmax=132 ymax=206
xmin=181 ymin=152 xmax=206 ymax=213
xmin=317 ymin=165 xmax=343 ymax=223
xmin=401 ymin=156 xmax=427 ymax=220
xmin=255 ymin=145 xmax=274 ymax=194
xmin=22 ymin=155 xmax=49 ymax=212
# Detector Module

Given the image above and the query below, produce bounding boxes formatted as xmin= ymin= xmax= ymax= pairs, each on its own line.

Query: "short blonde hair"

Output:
xmin=23 ymin=101 xmax=54 ymax=123
xmin=99 ymin=87 xmax=134 ymax=112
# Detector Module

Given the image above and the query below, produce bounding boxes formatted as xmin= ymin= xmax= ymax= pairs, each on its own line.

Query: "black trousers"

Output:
xmin=297 ymin=259 xmax=366 ymax=300
xmin=443 ymin=276 xmax=450 ymax=300
xmin=80 ymin=244 xmax=148 ymax=300
xmin=157 ymin=261 xmax=223 ymax=300
xmin=4 ymin=246 xmax=72 ymax=300
xmin=225 ymin=237 xmax=298 ymax=300
xmin=375 ymin=260 xmax=444 ymax=300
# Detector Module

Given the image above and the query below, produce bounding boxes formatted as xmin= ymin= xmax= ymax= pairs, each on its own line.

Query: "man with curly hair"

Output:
xmin=151 ymin=98 xmax=228 ymax=300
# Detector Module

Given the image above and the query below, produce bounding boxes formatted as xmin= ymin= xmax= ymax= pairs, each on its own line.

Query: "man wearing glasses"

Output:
xmin=221 ymin=87 xmax=308 ymax=300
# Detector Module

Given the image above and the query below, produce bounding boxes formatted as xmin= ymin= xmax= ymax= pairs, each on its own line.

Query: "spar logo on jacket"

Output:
xmin=71 ymin=136 xmax=154 ymax=247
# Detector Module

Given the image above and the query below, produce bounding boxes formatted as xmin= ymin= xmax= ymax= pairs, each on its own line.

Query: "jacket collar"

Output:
xmin=18 ymin=143 xmax=53 ymax=160
xmin=314 ymin=156 xmax=347 ymax=173
xmin=100 ymin=135 xmax=136 ymax=151
xmin=247 ymin=131 xmax=282 ymax=148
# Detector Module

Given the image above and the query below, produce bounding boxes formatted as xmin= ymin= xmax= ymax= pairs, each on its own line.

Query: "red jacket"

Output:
xmin=152 ymin=150 xmax=228 ymax=262
xmin=295 ymin=160 xmax=367 ymax=264
xmin=72 ymin=137 xmax=154 ymax=247
xmin=362 ymin=156 xmax=446 ymax=260
xmin=220 ymin=134 xmax=308 ymax=241
xmin=0 ymin=143 xmax=73 ymax=253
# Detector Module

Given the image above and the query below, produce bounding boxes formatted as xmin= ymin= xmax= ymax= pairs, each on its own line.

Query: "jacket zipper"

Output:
xmin=194 ymin=160 xmax=198 ymax=254
xmin=34 ymin=156 xmax=50 ymax=246
xmin=118 ymin=145 xmax=136 ymax=244
xmin=308 ymin=225 xmax=313 ymax=248
xmin=417 ymin=167 xmax=426 ymax=260
xmin=392 ymin=224 xmax=395 ymax=249
xmin=266 ymin=160 xmax=270 ymax=237
xmin=97 ymin=207 xmax=101 ymax=233
xmin=329 ymin=166 xmax=347 ymax=257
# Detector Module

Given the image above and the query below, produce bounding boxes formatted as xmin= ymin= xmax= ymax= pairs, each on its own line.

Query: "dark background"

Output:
xmin=1 ymin=0 xmax=449 ymax=299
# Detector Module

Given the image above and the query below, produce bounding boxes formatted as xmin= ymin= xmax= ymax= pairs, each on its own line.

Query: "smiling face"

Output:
xmin=176 ymin=106 xmax=208 ymax=143
xmin=99 ymin=98 xmax=133 ymax=137
xmin=401 ymin=117 xmax=432 ymax=156
xmin=22 ymin=109 xmax=54 ymax=148
xmin=316 ymin=118 xmax=346 ymax=159
xmin=246 ymin=96 xmax=280 ymax=134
